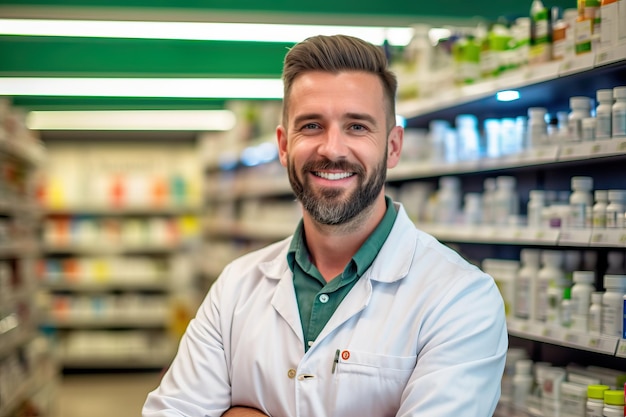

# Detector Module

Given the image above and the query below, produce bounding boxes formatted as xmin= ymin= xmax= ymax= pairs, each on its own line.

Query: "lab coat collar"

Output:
xmin=258 ymin=202 xmax=416 ymax=285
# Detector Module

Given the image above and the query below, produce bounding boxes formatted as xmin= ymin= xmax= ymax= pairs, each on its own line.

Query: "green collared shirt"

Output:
xmin=287 ymin=196 xmax=398 ymax=352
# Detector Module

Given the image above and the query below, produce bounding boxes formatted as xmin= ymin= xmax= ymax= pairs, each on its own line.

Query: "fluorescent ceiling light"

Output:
xmin=496 ymin=90 xmax=520 ymax=102
xmin=0 ymin=18 xmax=414 ymax=46
xmin=0 ymin=77 xmax=283 ymax=99
xmin=26 ymin=109 xmax=236 ymax=131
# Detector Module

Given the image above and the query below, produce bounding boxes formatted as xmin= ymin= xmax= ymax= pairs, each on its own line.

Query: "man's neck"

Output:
xmin=302 ymin=196 xmax=387 ymax=282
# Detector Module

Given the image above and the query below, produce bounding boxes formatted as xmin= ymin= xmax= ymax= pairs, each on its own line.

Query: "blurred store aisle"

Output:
xmin=56 ymin=372 xmax=163 ymax=417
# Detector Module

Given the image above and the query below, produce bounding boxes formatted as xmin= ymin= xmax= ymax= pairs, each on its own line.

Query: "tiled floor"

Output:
xmin=54 ymin=372 xmax=163 ymax=417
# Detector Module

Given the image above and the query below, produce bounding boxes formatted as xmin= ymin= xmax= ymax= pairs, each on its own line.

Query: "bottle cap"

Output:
xmin=603 ymin=274 xmax=626 ymax=290
xmin=591 ymin=291 xmax=603 ymax=303
xmin=607 ymin=189 xmax=626 ymax=203
xmin=594 ymin=190 xmax=608 ymax=202
xmin=613 ymin=86 xmax=626 ymax=100
xmin=528 ymin=107 xmax=547 ymax=118
xmin=521 ymin=248 xmax=541 ymax=265
xmin=496 ymin=175 xmax=516 ymax=189
xmin=439 ymin=176 xmax=460 ymax=189
xmin=514 ymin=359 xmax=533 ymax=375
xmin=529 ymin=190 xmax=546 ymax=201
xmin=587 ymin=384 xmax=610 ymax=400
xmin=572 ymin=270 xmax=594 ymax=284
xmin=596 ymin=89 xmax=614 ymax=103
xmin=603 ymin=389 xmax=625 ymax=406
xmin=570 ymin=96 xmax=592 ymax=109
xmin=571 ymin=176 xmax=593 ymax=191
xmin=541 ymin=250 xmax=563 ymax=266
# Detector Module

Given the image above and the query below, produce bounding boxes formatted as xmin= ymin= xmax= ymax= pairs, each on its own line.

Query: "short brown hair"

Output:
xmin=281 ymin=34 xmax=397 ymax=129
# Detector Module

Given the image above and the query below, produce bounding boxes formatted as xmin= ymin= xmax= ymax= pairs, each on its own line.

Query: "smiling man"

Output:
xmin=143 ymin=34 xmax=508 ymax=417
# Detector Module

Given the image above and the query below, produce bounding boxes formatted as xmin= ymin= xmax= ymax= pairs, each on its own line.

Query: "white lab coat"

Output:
xmin=143 ymin=203 xmax=508 ymax=417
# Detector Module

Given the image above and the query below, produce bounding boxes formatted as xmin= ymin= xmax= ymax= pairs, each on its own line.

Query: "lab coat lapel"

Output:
xmin=270 ymin=268 xmax=304 ymax=344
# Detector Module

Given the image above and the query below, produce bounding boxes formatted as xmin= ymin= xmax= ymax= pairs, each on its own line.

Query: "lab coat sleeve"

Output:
xmin=142 ymin=264 xmax=233 ymax=417
xmin=397 ymin=270 xmax=508 ymax=416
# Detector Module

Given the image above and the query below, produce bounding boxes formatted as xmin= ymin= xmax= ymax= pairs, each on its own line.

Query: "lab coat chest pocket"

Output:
xmin=332 ymin=350 xmax=416 ymax=415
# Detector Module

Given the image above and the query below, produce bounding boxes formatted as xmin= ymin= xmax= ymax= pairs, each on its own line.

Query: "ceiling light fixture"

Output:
xmin=0 ymin=77 xmax=284 ymax=99
xmin=26 ymin=109 xmax=237 ymax=131
xmin=0 ymin=18 xmax=414 ymax=46
xmin=496 ymin=90 xmax=521 ymax=102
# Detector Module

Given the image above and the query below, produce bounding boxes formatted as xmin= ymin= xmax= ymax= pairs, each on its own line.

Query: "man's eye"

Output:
xmin=302 ymin=123 xmax=320 ymax=130
xmin=350 ymin=124 xmax=367 ymax=132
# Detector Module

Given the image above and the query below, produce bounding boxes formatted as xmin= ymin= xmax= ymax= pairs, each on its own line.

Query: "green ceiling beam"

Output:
xmin=0 ymin=0 xmax=577 ymax=22
xmin=9 ymin=96 xmax=231 ymax=111
xmin=0 ymin=35 xmax=292 ymax=77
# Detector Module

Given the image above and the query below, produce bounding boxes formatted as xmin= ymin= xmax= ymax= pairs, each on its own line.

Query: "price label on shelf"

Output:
xmin=590 ymin=229 xmax=626 ymax=247
xmin=616 ymin=339 xmax=626 ymax=358
xmin=558 ymin=229 xmax=591 ymax=246
xmin=563 ymin=331 xmax=581 ymax=345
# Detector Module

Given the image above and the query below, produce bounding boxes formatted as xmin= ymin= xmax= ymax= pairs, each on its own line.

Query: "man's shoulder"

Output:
xmin=224 ymin=236 xmax=292 ymax=273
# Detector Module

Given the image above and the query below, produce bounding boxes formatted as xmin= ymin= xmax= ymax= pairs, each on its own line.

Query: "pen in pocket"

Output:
xmin=331 ymin=349 xmax=340 ymax=373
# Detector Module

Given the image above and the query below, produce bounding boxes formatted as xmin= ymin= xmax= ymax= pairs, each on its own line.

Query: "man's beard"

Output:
xmin=287 ymin=154 xmax=387 ymax=225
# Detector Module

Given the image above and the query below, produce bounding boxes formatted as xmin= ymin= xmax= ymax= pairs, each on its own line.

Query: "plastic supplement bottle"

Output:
xmin=589 ymin=291 xmax=604 ymax=334
xmin=596 ymin=89 xmax=614 ymax=139
xmin=582 ymin=117 xmax=597 ymax=141
xmin=569 ymin=96 xmax=593 ymax=141
xmin=569 ymin=176 xmax=594 ymax=229
xmin=593 ymin=190 xmax=609 ymax=228
xmin=512 ymin=359 xmax=534 ymax=409
xmin=586 ymin=384 xmax=610 ymax=417
xmin=612 ymin=86 xmax=626 ymax=137
xmin=602 ymin=390 xmax=625 ymax=417
xmin=536 ymin=250 xmax=565 ymax=322
xmin=605 ymin=190 xmax=626 ymax=228
xmin=570 ymin=270 xmax=595 ymax=331
xmin=601 ymin=274 xmax=626 ymax=337
xmin=494 ymin=176 xmax=519 ymax=225
xmin=527 ymin=107 xmax=548 ymax=147
xmin=528 ymin=190 xmax=546 ymax=228
xmin=515 ymin=248 xmax=541 ymax=320
xmin=436 ymin=176 xmax=461 ymax=224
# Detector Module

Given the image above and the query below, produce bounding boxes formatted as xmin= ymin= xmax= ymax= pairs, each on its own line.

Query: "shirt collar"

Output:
xmin=287 ymin=196 xmax=398 ymax=278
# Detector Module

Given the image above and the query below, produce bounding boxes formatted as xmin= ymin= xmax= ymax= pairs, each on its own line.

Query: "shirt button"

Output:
xmin=319 ymin=294 xmax=329 ymax=303
xmin=287 ymin=369 xmax=296 ymax=379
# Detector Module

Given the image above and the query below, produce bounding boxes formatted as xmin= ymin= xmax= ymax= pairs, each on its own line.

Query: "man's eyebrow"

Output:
xmin=345 ymin=112 xmax=378 ymax=126
xmin=292 ymin=113 xmax=323 ymax=127
xmin=291 ymin=112 xmax=379 ymax=127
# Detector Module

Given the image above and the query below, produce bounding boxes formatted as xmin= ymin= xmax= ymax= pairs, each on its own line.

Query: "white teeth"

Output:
xmin=315 ymin=171 xmax=353 ymax=180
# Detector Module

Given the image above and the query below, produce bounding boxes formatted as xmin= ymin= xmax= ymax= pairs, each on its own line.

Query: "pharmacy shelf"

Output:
xmin=0 ymin=330 xmax=36 ymax=360
xmin=0 ymin=137 xmax=45 ymax=167
xmin=45 ymin=205 xmax=201 ymax=216
xmin=205 ymin=138 xmax=626 ymax=202
xmin=419 ymin=224 xmax=626 ymax=248
xmin=42 ymin=243 xmax=180 ymax=255
xmin=396 ymin=44 xmax=626 ymax=120
xmin=0 ymin=241 xmax=40 ymax=258
xmin=0 ymin=199 xmax=42 ymax=216
xmin=507 ymin=319 xmax=621 ymax=356
xmin=59 ymin=354 xmax=174 ymax=369
xmin=388 ymin=137 xmax=626 ymax=182
xmin=41 ymin=279 xmax=170 ymax=292
xmin=42 ymin=316 xmax=168 ymax=329
xmin=205 ymin=173 xmax=291 ymax=203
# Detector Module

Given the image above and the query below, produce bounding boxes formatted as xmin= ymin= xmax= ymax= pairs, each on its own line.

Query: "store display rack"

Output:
xmin=39 ymin=205 xmax=200 ymax=370
xmin=0 ymin=135 xmax=57 ymax=417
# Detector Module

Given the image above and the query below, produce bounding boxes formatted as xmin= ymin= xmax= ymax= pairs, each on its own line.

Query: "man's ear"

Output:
xmin=277 ymin=125 xmax=288 ymax=167
xmin=386 ymin=125 xmax=403 ymax=169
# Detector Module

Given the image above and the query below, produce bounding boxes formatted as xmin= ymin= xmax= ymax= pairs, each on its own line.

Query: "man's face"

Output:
xmin=276 ymin=70 xmax=402 ymax=225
